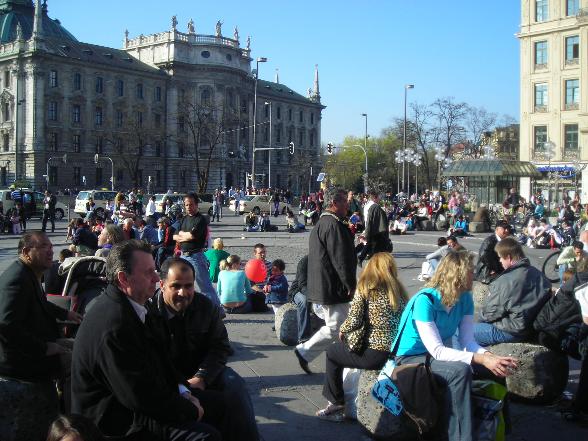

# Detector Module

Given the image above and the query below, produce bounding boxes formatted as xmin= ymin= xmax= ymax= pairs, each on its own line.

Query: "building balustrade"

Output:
xmin=564 ymin=102 xmax=580 ymax=111
xmin=563 ymin=149 xmax=580 ymax=160
xmin=534 ymin=105 xmax=548 ymax=113
xmin=125 ymin=31 xmax=240 ymax=49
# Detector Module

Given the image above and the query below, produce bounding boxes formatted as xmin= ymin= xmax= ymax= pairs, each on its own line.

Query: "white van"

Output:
xmin=74 ymin=190 xmax=118 ymax=216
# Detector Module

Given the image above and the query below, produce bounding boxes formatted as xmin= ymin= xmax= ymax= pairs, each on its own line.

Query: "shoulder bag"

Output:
xmin=370 ymin=291 xmax=442 ymax=435
xmin=342 ymin=298 xmax=369 ymax=354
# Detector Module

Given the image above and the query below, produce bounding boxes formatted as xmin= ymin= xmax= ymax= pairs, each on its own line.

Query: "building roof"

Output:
xmin=257 ymin=79 xmax=318 ymax=106
xmin=0 ymin=1 xmax=77 ymax=44
xmin=42 ymin=39 xmax=164 ymax=75
xmin=442 ymin=159 xmax=542 ymax=178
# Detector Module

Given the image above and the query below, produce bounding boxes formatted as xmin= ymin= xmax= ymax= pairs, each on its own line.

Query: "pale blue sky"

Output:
xmin=49 ymin=0 xmax=521 ymax=144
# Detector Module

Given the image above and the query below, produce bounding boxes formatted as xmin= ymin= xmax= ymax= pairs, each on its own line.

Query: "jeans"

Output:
xmin=223 ymin=296 xmax=253 ymax=314
xmin=41 ymin=209 xmax=55 ymax=232
xmin=473 ymin=322 xmax=522 ymax=347
xmin=296 ymin=302 xmax=350 ymax=363
xmin=397 ymin=355 xmax=473 ymax=441
xmin=181 ymin=253 xmax=220 ymax=307
xmin=323 ymin=342 xmax=388 ymax=405
xmin=293 ymin=292 xmax=312 ymax=343
xmin=208 ymin=367 xmax=259 ymax=441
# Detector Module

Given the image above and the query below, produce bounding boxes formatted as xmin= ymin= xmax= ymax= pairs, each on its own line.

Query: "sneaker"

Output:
xmin=316 ymin=403 xmax=345 ymax=422
xmin=294 ymin=348 xmax=313 ymax=374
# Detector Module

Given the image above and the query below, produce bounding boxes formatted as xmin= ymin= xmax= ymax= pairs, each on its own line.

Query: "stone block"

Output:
xmin=472 ymin=281 xmax=490 ymax=314
xmin=356 ymin=370 xmax=417 ymax=440
xmin=469 ymin=221 xmax=489 ymax=233
xmin=0 ymin=377 xmax=59 ymax=441
xmin=422 ymin=220 xmax=434 ymax=231
xmin=274 ymin=303 xmax=299 ymax=346
xmin=487 ymin=343 xmax=569 ymax=403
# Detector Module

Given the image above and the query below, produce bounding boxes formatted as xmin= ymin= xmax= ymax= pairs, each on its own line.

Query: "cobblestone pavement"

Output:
xmin=0 ymin=216 xmax=585 ymax=440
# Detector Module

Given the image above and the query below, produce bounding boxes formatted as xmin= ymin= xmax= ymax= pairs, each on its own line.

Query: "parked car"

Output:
xmin=0 ymin=188 xmax=67 ymax=220
xmin=154 ymin=193 xmax=214 ymax=216
xmin=229 ymin=194 xmax=292 ymax=215
xmin=74 ymin=190 xmax=118 ymax=216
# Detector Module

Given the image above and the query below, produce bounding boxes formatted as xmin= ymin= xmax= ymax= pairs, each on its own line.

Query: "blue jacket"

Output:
xmin=265 ymin=274 xmax=288 ymax=305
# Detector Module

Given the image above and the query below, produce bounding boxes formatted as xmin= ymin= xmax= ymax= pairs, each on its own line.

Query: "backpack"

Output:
xmin=533 ymin=285 xmax=582 ymax=353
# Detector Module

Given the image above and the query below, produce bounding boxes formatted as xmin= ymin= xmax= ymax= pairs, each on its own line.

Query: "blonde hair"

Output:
xmin=213 ymin=238 xmax=224 ymax=250
xmin=219 ymin=260 xmax=229 ymax=271
xmin=356 ymin=252 xmax=407 ymax=311
xmin=225 ymin=254 xmax=241 ymax=270
xmin=425 ymin=250 xmax=474 ymax=306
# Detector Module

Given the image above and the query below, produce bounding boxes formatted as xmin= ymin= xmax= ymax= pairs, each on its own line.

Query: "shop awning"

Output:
xmin=442 ymin=159 xmax=542 ymax=178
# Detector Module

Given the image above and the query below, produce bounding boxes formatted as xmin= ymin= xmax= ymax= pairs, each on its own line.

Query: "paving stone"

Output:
xmin=355 ymin=370 xmax=417 ymax=440
xmin=472 ymin=281 xmax=490 ymax=313
xmin=274 ymin=303 xmax=299 ymax=346
xmin=488 ymin=343 xmax=569 ymax=403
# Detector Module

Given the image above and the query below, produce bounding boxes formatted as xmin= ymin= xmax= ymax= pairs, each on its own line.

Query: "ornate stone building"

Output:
xmin=0 ymin=0 xmax=324 ymax=193
xmin=518 ymin=0 xmax=588 ymax=202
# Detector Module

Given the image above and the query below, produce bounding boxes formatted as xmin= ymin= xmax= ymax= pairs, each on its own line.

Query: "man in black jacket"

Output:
xmin=147 ymin=257 xmax=259 ymax=441
xmin=474 ymin=220 xmax=511 ymax=284
xmin=41 ymin=190 xmax=57 ymax=233
xmin=294 ymin=188 xmax=357 ymax=374
xmin=0 ymin=232 xmax=80 ymax=382
xmin=71 ymin=240 xmax=220 ymax=441
xmin=289 ymin=255 xmax=311 ymax=344
xmin=361 ymin=190 xmax=392 ymax=261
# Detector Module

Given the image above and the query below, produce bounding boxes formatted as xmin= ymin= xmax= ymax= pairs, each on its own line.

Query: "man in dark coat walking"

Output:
xmin=361 ymin=190 xmax=392 ymax=263
xmin=71 ymin=240 xmax=220 ymax=441
xmin=294 ymin=188 xmax=357 ymax=374
xmin=41 ymin=190 xmax=57 ymax=233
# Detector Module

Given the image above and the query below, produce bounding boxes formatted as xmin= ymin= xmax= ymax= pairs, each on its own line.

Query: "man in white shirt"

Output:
xmin=145 ymin=195 xmax=157 ymax=217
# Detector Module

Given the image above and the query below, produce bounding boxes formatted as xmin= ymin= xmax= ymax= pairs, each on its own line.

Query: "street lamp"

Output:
xmin=352 ymin=144 xmax=369 ymax=193
xmin=361 ymin=112 xmax=368 ymax=162
xmin=412 ymin=151 xmax=423 ymax=197
xmin=251 ymin=56 xmax=267 ymax=191
xmin=404 ymin=148 xmax=415 ymax=195
xmin=394 ymin=149 xmax=406 ymax=196
xmin=265 ymin=101 xmax=272 ymax=188
xmin=544 ymin=140 xmax=556 ymax=211
xmin=45 ymin=154 xmax=67 ymax=189
xmin=94 ymin=153 xmax=115 ymax=191
xmin=403 ymin=84 xmax=414 ymax=191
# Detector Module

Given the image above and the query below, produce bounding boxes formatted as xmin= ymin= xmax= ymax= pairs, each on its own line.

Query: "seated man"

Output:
xmin=448 ymin=215 xmax=469 ymax=237
xmin=147 ymin=258 xmax=259 ymax=441
xmin=418 ymin=237 xmax=449 ymax=281
xmin=446 ymin=235 xmax=465 ymax=252
xmin=71 ymin=218 xmax=98 ymax=256
xmin=0 ymin=232 xmax=81 ymax=410
xmin=288 ymin=255 xmax=311 ymax=344
xmin=72 ymin=240 xmax=220 ymax=441
xmin=474 ymin=220 xmax=511 ymax=284
xmin=474 ymin=237 xmax=551 ymax=346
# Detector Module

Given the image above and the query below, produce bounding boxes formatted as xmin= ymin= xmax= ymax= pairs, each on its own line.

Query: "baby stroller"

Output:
xmin=58 ymin=256 xmax=107 ymax=315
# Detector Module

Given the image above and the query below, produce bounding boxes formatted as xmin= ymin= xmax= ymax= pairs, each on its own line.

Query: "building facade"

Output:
xmin=519 ymin=0 xmax=588 ymax=203
xmin=0 ymin=0 xmax=324 ymax=193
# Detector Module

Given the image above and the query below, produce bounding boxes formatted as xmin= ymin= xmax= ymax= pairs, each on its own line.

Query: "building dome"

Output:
xmin=0 ymin=0 xmax=77 ymax=44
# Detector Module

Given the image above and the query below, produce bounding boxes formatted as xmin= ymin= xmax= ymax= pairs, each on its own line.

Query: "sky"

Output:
xmin=48 ymin=0 xmax=521 ymax=145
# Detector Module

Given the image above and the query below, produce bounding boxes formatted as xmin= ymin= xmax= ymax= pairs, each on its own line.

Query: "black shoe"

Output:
xmin=294 ymin=348 xmax=313 ymax=374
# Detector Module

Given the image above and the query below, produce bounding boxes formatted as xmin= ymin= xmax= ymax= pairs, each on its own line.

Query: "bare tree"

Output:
xmin=179 ymin=100 xmax=239 ymax=193
xmin=106 ymin=121 xmax=158 ymax=189
xmin=462 ymin=106 xmax=497 ymax=158
xmin=431 ymin=97 xmax=468 ymax=157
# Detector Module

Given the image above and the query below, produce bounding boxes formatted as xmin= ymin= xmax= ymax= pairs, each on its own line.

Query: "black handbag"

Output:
xmin=342 ymin=298 xmax=369 ymax=354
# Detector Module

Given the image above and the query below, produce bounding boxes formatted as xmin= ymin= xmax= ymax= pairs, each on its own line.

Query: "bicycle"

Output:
xmin=541 ymin=250 xmax=561 ymax=284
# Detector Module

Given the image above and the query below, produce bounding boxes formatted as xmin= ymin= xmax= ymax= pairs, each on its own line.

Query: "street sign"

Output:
xmin=317 ymin=172 xmax=326 ymax=182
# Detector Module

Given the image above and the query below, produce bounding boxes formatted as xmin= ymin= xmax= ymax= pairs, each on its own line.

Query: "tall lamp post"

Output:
xmin=403 ymin=84 xmax=414 ymax=191
xmin=265 ymin=101 xmax=272 ymax=188
xmin=394 ymin=149 xmax=406 ymax=196
xmin=361 ymin=112 xmax=368 ymax=157
xmin=543 ymin=140 xmax=556 ymax=211
xmin=404 ymin=148 xmax=415 ymax=195
xmin=412 ymin=151 xmax=423 ymax=197
xmin=251 ymin=56 xmax=267 ymax=190
xmin=94 ymin=153 xmax=114 ymax=191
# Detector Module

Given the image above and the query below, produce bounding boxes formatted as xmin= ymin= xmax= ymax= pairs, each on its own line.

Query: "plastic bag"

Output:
xmin=342 ymin=368 xmax=360 ymax=420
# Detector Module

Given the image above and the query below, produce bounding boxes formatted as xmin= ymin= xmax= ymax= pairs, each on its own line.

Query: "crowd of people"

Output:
xmin=0 ymin=183 xmax=588 ymax=441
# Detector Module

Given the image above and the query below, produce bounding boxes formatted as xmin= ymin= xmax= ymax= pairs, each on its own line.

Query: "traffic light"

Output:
xmin=326 ymin=143 xmax=334 ymax=155
xmin=288 ymin=142 xmax=295 ymax=155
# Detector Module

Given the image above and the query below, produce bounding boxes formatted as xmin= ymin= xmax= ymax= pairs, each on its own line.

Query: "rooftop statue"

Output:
xmin=233 ymin=26 xmax=239 ymax=42
xmin=216 ymin=20 xmax=223 ymax=37
xmin=246 ymin=35 xmax=251 ymax=50
xmin=188 ymin=19 xmax=195 ymax=34
xmin=171 ymin=15 xmax=178 ymax=31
